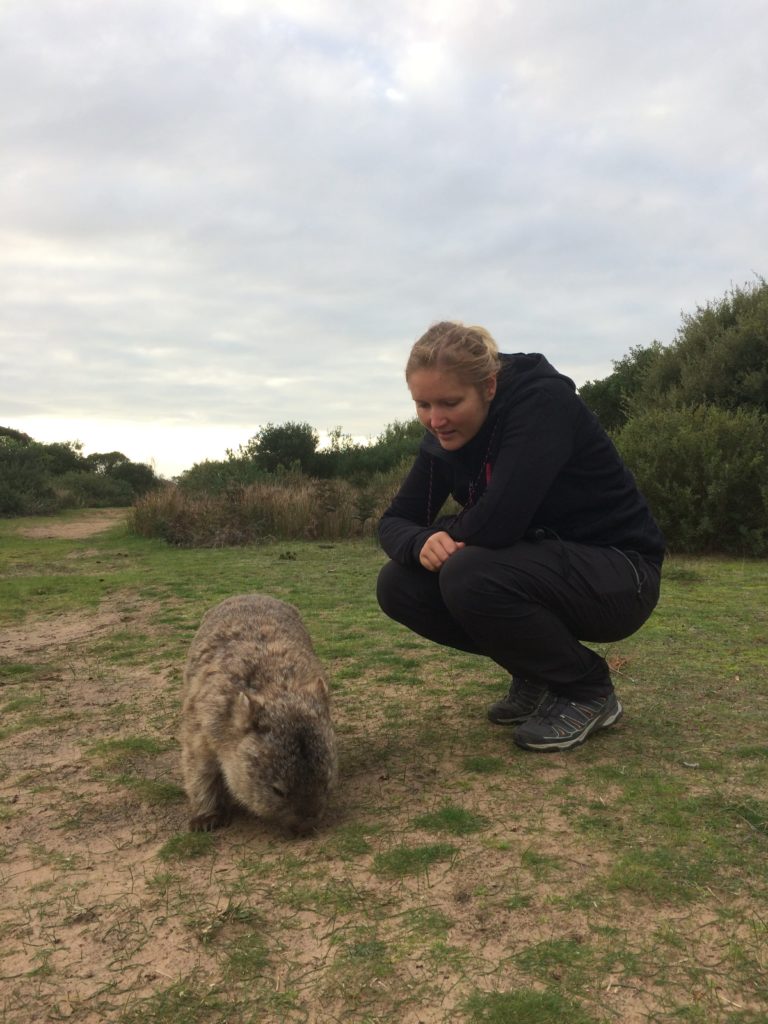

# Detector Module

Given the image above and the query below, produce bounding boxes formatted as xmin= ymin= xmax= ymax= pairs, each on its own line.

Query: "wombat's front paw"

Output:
xmin=189 ymin=811 xmax=230 ymax=832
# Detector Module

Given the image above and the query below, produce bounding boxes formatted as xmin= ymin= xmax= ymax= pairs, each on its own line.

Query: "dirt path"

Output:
xmin=17 ymin=507 xmax=128 ymax=540
xmin=2 ymin=508 xmax=133 ymax=659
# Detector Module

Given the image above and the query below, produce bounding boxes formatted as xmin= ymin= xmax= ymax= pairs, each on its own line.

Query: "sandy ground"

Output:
xmin=17 ymin=507 xmax=128 ymax=541
xmin=1 ymin=510 xmax=762 ymax=1023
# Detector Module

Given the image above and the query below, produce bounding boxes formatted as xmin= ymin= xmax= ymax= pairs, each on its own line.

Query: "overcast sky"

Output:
xmin=2 ymin=0 xmax=766 ymax=478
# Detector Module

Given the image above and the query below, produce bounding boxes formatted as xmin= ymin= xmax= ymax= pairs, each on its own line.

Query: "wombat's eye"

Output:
xmin=271 ymin=784 xmax=287 ymax=799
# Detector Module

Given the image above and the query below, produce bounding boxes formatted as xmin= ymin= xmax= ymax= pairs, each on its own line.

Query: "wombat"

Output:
xmin=181 ymin=594 xmax=337 ymax=835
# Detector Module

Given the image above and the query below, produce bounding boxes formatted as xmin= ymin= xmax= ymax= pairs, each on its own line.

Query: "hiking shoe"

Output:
xmin=513 ymin=692 xmax=623 ymax=751
xmin=487 ymin=677 xmax=550 ymax=725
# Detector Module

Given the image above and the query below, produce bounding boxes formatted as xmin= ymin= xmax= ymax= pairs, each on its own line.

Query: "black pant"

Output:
xmin=376 ymin=540 xmax=661 ymax=699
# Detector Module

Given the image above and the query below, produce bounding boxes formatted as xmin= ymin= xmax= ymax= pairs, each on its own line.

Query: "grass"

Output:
xmin=373 ymin=842 xmax=459 ymax=877
xmin=413 ymin=803 xmax=490 ymax=835
xmin=157 ymin=832 xmax=216 ymax=861
xmin=0 ymin=510 xmax=766 ymax=1023
xmin=464 ymin=988 xmax=602 ymax=1023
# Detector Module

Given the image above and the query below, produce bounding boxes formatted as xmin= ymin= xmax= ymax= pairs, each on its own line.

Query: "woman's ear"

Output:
xmin=485 ymin=375 xmax=498 ymax=402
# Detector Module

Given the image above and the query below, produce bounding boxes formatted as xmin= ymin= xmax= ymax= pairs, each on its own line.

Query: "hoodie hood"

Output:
xmin=421 ymin=352 xmax=576 ymax=463
xmin=381 ymin=351 xmax=665 ymax=562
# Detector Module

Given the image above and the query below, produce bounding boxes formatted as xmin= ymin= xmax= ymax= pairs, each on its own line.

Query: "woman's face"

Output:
xmin=408 ymin=368 xmax=497 ymax=450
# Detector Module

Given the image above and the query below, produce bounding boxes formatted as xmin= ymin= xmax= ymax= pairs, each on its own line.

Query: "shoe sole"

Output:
xmin=513 ymin=702 xmax=624 ymax=752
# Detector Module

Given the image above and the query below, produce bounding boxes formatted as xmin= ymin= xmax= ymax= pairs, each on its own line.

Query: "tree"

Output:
xmin=108 ymin=460 xmax=159 ymax=496
xmin=578 ymin=279 xmax=768 ymax=428
xmin=579 ymin=343 xmax=663 ymax=431
xmin=631 ymin=278 xmax=768 ymax=415
xmin=0 ymin=426 xmax=33 ymax=444
xmin=0 ymin=434 xmax=160 ymax=514
xmin=85 ymin=451 xmax=159 ymax=495
xmin=86 ymin=451 xmax=131 ymax=474
xmin=313 ymin=418 xmax=424 ymax=480
xmin=42 ymin=440 xmax=86 ymax=475
xmin=234 ymin=422 xmax=319 ymax=473
xmin=0 ymin=437 xmax=58 ymax=515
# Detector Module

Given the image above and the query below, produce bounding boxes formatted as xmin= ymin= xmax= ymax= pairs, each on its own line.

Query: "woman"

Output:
xmin=376 ymin=321 xmax=664 ymax=752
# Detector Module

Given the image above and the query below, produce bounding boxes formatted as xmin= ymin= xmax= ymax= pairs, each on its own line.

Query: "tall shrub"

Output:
xmin=632 ymin=279 xmax=768 ymax=415
xmin=615 ymin=405 xmax=768 ymax=555
xmin=54 ymin=471 xmax=134 ymax=508
xmin=579 ymin=343 xmax=664 ymax=431
xmin=0 ymin=437 xmax=60 ymax=515
xmin=177 ymin=457 xmax=266 ymax=494
xmin=129 ymin=476 xmax=367 ymax=546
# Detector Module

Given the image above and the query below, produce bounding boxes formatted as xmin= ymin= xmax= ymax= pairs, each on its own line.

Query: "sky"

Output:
xmin=1 ymin=0 xmax=766 ymax=478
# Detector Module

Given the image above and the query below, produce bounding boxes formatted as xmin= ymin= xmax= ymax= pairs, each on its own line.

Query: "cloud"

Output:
xmin=1 ymin=0 xmax=766 ymax=476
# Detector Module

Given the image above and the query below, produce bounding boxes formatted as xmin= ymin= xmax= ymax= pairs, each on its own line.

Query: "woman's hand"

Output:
xmin=419 ymin=531 xmax=465 ymax=572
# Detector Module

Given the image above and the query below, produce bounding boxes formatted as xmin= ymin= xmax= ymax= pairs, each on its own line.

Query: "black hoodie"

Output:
xmin=378 ymin=353 xmax=666 ymax=566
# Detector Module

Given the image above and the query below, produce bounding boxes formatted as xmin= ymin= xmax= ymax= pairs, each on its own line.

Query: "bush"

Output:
xmin=615 ymin=405 xmax=768 ymax=555
xmin=0 ymin=478 xmax=60 ymax=517
xmin=176 ymin=458 xmax=266 ymax=495
xmin=0 ymin=437 xmax=61 ymax=515
xmin=235 ymin=422 xmax=319 ymax=473
xmin=313 ymin=420 xmax=424 ymax=481
xmin=579 ymin=343 xmax=664 ymax=431
xmin=54 ymin=471 xmax=135 ymax=508
xmin=634 ymin=279 xmax=768 ymax=415
xmin=0 ymin=434 xmax=160 ymax=515
xmin=107 ymin=459 xmax=160 ymax=496
xmin=129 ymin=464 xmax=413 ymax=547
xmin=128 ymin=478 xmax=355 ymax=547
xmin=128 ymin=486 xmax=265 ymax=547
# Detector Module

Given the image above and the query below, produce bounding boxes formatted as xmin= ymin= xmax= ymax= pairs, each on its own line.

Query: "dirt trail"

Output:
xmin=2 ymin=509 xmax=131 ymax=659
xmin=17 ymin=507 xmax=127 ymax=540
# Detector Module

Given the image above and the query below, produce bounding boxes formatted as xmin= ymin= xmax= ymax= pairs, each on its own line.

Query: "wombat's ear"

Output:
xmin=233 ymin=691 xmax=268 ymax=734
xmin=314 ymin=676 xmax=329 ymax=699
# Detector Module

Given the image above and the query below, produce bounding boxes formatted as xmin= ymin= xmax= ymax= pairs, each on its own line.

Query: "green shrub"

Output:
xmin=106 ymin=459 xmax=160 ymax=496
xmin=234 ymin=421 xmax=319 ymax=473
xmin=176 ymin=457 xmax=267 ymax=495
xmin=615 ymin=405 xmax=768 ymax=555
xmin=0 ymin=433 xmax=160 ymax=515
xmin=579 ymin=342 xmax=664 ymax=431
xmin=0 ymin=437 xmax=61 ymax=515
xmin=313 ymin=419 xmax=424 ymax=481
xmin=0 ymin=479 xmax=60 ymax=516
xmin=633 ymin=279 xmax=768 ymax=415
xmin=54 ymin=471 xmax=135 ymax=508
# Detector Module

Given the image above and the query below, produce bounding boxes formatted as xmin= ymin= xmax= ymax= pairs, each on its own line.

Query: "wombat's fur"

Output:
xmin=181 ymin=594 xmax=337 ymax=835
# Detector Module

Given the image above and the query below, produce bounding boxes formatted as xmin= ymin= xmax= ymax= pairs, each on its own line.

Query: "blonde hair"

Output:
xmin=406 ymin=321 xmax=501 ymax=386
